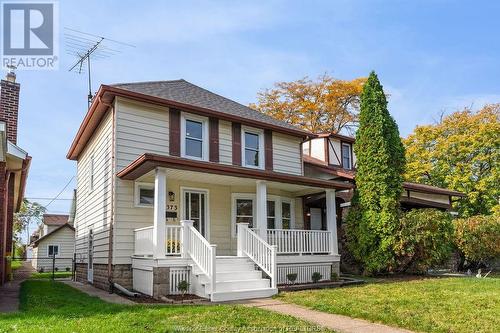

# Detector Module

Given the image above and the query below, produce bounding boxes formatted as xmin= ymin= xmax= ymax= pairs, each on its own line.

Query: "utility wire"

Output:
xmin=44 ymin=176 xmax=75 ymax=209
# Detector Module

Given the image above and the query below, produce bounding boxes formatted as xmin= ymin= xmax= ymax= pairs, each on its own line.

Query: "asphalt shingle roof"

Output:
xmin=111 ymin=79 xmax=307 ymax=133
xmin=42 ymin=214 xmax=69 ymax=226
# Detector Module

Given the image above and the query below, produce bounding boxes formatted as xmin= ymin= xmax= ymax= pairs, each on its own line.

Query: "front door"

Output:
xmin=183 ymin=189 xmax=208 ymax=238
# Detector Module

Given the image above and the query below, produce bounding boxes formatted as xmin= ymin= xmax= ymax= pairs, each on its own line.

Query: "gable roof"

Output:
xmin=31 ymin=223 xmax=74 ymax=247
xmin=67 ymin=80 xmax=313 ymax=160
xmin=42 ymin=214 xmax=69 ymax=226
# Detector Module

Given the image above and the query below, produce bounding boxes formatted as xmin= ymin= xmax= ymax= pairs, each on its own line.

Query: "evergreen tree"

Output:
xmin=346 ymin=71 xmax=406 ymax=274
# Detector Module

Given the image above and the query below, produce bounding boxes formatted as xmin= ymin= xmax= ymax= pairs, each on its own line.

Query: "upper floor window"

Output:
xmin=90 ymin=156 xmax=95 ymax=192
xmin=342 ymin=143 xmax=352 ymax=169
xmin=181 ymin=113 xmax=208 ymax=160
xmin=242 ymin=127 xmax=264 ymax=169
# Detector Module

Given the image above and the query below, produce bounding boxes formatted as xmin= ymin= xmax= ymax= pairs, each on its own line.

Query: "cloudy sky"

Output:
xmin=11 ymin=0 xmax=500 ymax=221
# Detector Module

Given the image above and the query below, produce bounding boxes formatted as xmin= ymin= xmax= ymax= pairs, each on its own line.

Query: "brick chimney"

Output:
xmin=0 ymin=71 xmax=20 ymax=144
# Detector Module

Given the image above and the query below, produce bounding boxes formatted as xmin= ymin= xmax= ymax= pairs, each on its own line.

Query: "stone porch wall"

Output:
xmin=75 ymin=263 xmax=132 ymax=291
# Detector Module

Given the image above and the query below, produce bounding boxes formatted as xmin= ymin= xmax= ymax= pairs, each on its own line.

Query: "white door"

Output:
xmin=182 ymin=189 xmax=208 ymax=238
xmin=310 ymin=208 xmax=322 ymax=230
xmin=87 ymin=230 xmax=93 ymax=283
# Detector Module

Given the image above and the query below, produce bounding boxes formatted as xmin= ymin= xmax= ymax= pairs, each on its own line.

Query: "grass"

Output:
xmin=0 ymin=280 xmax=330 ymax=333
xmin=277 ymin=276 xmax=500 ymax=333
xmin=30 ymin=271 xmax=73 ymax=279
xmin=10 ymin=260 xmax=22 ymax=271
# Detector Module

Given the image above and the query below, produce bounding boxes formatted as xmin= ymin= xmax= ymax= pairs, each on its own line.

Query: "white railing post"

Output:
xmin=180 ymin=220 xmax=193 ymax=258
xmin=237 ymin=223 xmax=249 ymax=257
xmin=153 ymin=168 xmax=167 ymax=258
xmin=325 ymin=189 xmax=338 ymax=255
xmin=271 ymin=245 xmax=277 ymax=289
xmin=210 ymin=244 xmax=217 ymax=296
xmin=255 ymin=180 xmax=268 ymax=239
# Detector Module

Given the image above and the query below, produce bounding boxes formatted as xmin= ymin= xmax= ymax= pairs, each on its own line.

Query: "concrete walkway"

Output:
xmin=243 ymin=298 xmax=413 ymax=333
xmin=0 ymin=261 xmax=35 ymax=313
xmin=62 ymin=280 xmax=135 ymax=305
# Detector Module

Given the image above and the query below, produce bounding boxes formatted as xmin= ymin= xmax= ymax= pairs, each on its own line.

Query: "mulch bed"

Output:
xmin=123 ymin=293 xmax=208 ymax=304
xmin=278 ymin=278 xmax=364 ymax=291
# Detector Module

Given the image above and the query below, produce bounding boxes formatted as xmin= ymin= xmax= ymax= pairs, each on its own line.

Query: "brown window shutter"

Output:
xmin=232 ymin=122 xmax=241 ymax=166
xmin=264 ymin=129 xmax=273 ymax=171
xmin=169 ymin=108 xmax=181 ymax=156
xmin=209 ymin=117 xmax=219 ymax=163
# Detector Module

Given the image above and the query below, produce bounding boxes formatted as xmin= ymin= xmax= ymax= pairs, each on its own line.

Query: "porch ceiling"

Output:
xmin=118 ymin=153 xmax=353 ymax=194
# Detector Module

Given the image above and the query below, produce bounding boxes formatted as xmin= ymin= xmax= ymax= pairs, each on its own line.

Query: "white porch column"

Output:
xmin=153 ymin=167 xmax=167 ymax=258
xmin=255 ymin=180 xmax=267 ymax=239
xmin=325 ymin=189 xmax=339 ymax=255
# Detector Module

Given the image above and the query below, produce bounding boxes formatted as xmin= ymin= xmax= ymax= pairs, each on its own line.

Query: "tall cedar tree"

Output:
xmin=346 ymin=71 xmax=406 ymax=274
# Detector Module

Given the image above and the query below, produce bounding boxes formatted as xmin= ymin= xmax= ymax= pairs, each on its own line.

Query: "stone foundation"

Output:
xmin=75 ymin=263 xmax=132 ymax=291
xmin=152 ymin=267 xmax=170 ymax=299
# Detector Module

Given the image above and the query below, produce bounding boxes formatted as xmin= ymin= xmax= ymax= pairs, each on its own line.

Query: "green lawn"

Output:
xmin=0 ymin=280 xmax=330 ymax=333
xmin=278 ymin=276 xmax=500 ymax=333
xmin=30 ymin=271 xmax=73 ymax=279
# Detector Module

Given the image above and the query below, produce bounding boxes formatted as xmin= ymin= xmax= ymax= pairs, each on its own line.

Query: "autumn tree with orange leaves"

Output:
xmin=250 ymin=74 xmax=366 ymax=134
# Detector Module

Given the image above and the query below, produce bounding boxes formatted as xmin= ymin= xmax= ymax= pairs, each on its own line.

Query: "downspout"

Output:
xmin=99 ymin=96 xmax=116 ymax=292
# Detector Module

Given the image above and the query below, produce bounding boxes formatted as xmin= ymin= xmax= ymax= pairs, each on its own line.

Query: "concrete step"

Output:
xmin=213 ymin=279 xmax=270 ymax=292
xmin=210 ymin=287 xmax=278 ymax=302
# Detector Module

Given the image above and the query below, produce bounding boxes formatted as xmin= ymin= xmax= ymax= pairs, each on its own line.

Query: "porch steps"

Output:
xmin=192 ymin=257 xmax=277 ymax=302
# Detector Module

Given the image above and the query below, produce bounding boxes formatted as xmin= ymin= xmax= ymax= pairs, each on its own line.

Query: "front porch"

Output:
xmin=118 ymin=154 xmax=351 ymax=301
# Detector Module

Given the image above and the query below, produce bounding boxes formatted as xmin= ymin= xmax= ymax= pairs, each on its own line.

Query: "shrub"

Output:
xmin=454 ymin=214 xmax=500 ymax=265
xmin=394 ymin=209 xmax=454 ymax=273
xmin=330 ymin=272 xmax=339 ymax=281
xmin=177 ymin=280 xmax=190 ymax=296
xmin=65 ymin=267 xmax=70 ymax=272
xmin=311 ymin=272 xmax=322 ymax=283
xmin=38 ymin=267 xmax=44 ymax=273
xmin=55 ymin=267 xmax=59 ymax=272
xmin=286 ymin=273 xmax=298 ymax=284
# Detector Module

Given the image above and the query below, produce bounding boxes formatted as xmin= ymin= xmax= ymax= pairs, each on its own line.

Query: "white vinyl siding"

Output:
xmin=32 ymin=226 xmax=75 ymax=271
xmin=219 ymin=120 xmax=232 ymax=165
xmin=74 ymin=109 xmax=113 ymax=265
xmin=114 ymin=97 xmax=170 ymax=265
xmin=272 ymin=132 xmax=302 ymax=175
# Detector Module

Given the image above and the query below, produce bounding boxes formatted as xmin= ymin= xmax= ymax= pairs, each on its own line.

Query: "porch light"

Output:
xmin=168 ymin=191 xmax=175 ymax=202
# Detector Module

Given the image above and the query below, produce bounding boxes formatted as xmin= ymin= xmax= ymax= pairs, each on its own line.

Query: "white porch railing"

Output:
xmin=166 ymin=225 xmax=182 ymax=255
xmin=181 ymin=220 xmax=217 ymax=296
xmin=237 ymin=223 xmax=277 ymax=288
xmin=134 ymin=224 xmax=183 ymax=256
xmin=266 ymin=229 xmax=331 ymax=255
xmin=134 ymin=226 xmax=154 ymax=256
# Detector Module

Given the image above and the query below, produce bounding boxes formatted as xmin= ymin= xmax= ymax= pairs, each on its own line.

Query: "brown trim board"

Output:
xmin=117 ymin=153 xmax=353 ymax=190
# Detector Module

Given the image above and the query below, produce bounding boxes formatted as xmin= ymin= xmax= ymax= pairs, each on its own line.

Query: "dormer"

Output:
xmin=302 ymin=133 xmax=356 ymax=171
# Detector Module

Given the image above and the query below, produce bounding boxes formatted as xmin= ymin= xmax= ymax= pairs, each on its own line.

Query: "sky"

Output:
xmin=10 ymin=0 xmax=500 ymax=231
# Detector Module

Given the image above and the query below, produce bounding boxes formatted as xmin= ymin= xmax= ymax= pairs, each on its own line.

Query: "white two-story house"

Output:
xmin=67 ymin=80 xmax=352 ymax=301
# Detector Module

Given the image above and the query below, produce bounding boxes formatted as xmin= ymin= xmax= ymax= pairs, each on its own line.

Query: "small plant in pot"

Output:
xmin=286 ymin=273 xmax=298 ymax=285
xmin=177 ymin=280 xmax=190 ymax=298
xmin=311 ymin=272 xmax=322 ymax=283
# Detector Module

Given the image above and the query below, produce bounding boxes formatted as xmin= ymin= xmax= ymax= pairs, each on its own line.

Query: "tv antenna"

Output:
xmin=65 ymin=28 xmax=135 ymax=107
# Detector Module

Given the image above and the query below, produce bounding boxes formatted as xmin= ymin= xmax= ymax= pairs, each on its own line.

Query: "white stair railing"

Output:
xmin=181 ymin=220 xmax=216 ymax=296
xmin=237 ymin=223 xmax=277 ymax=288
xmin=166 ymin=225 xmax=182 ymax=255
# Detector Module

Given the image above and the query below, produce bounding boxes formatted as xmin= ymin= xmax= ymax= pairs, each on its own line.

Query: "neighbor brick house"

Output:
xmin=0 ymin=71 xmax=31 ymax=285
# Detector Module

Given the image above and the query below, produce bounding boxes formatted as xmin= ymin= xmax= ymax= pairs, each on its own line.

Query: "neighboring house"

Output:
xmin=66 ymin=80 xmax=463 ymax=302
xmin=0 ymin=70 xmax=31 ymax=285
xmin=30 ymin=214 xmax=74 ymax=272
xmin=302 ymin=133 xmax=465 ymax=223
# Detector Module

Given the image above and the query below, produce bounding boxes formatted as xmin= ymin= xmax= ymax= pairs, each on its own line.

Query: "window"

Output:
xmin=48 ymin=245 xmax=59 ymax=257
xmin=181 ymin=113 xmax=208 ymax=160
xmin=235 ymin=198 xmax=254 ymax=228
xmin=242 ymin=128 xmax=264 ymax=168
xmin=267 ymin=200 xmax=276 ymax=229
xmin=342 ymin=143 xmax=352 ymax=169
xmin=135 ymin=183 xmax=155 ymax=207
xmin=90 ymin=156 xmax=95 ymax=191
xmin=232 ymin=194 xmax=294 ymax=235
xmin=281 ymin=201 xmax=292 ymax=229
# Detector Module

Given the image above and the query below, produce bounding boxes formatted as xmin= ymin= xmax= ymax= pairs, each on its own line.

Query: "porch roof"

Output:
xmin=117 ymin=153 xmax=353 ymax=191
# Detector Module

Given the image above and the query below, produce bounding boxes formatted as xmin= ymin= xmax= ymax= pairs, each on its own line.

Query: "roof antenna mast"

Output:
xmin=65 ymin=28 xmax=135 ymax=108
